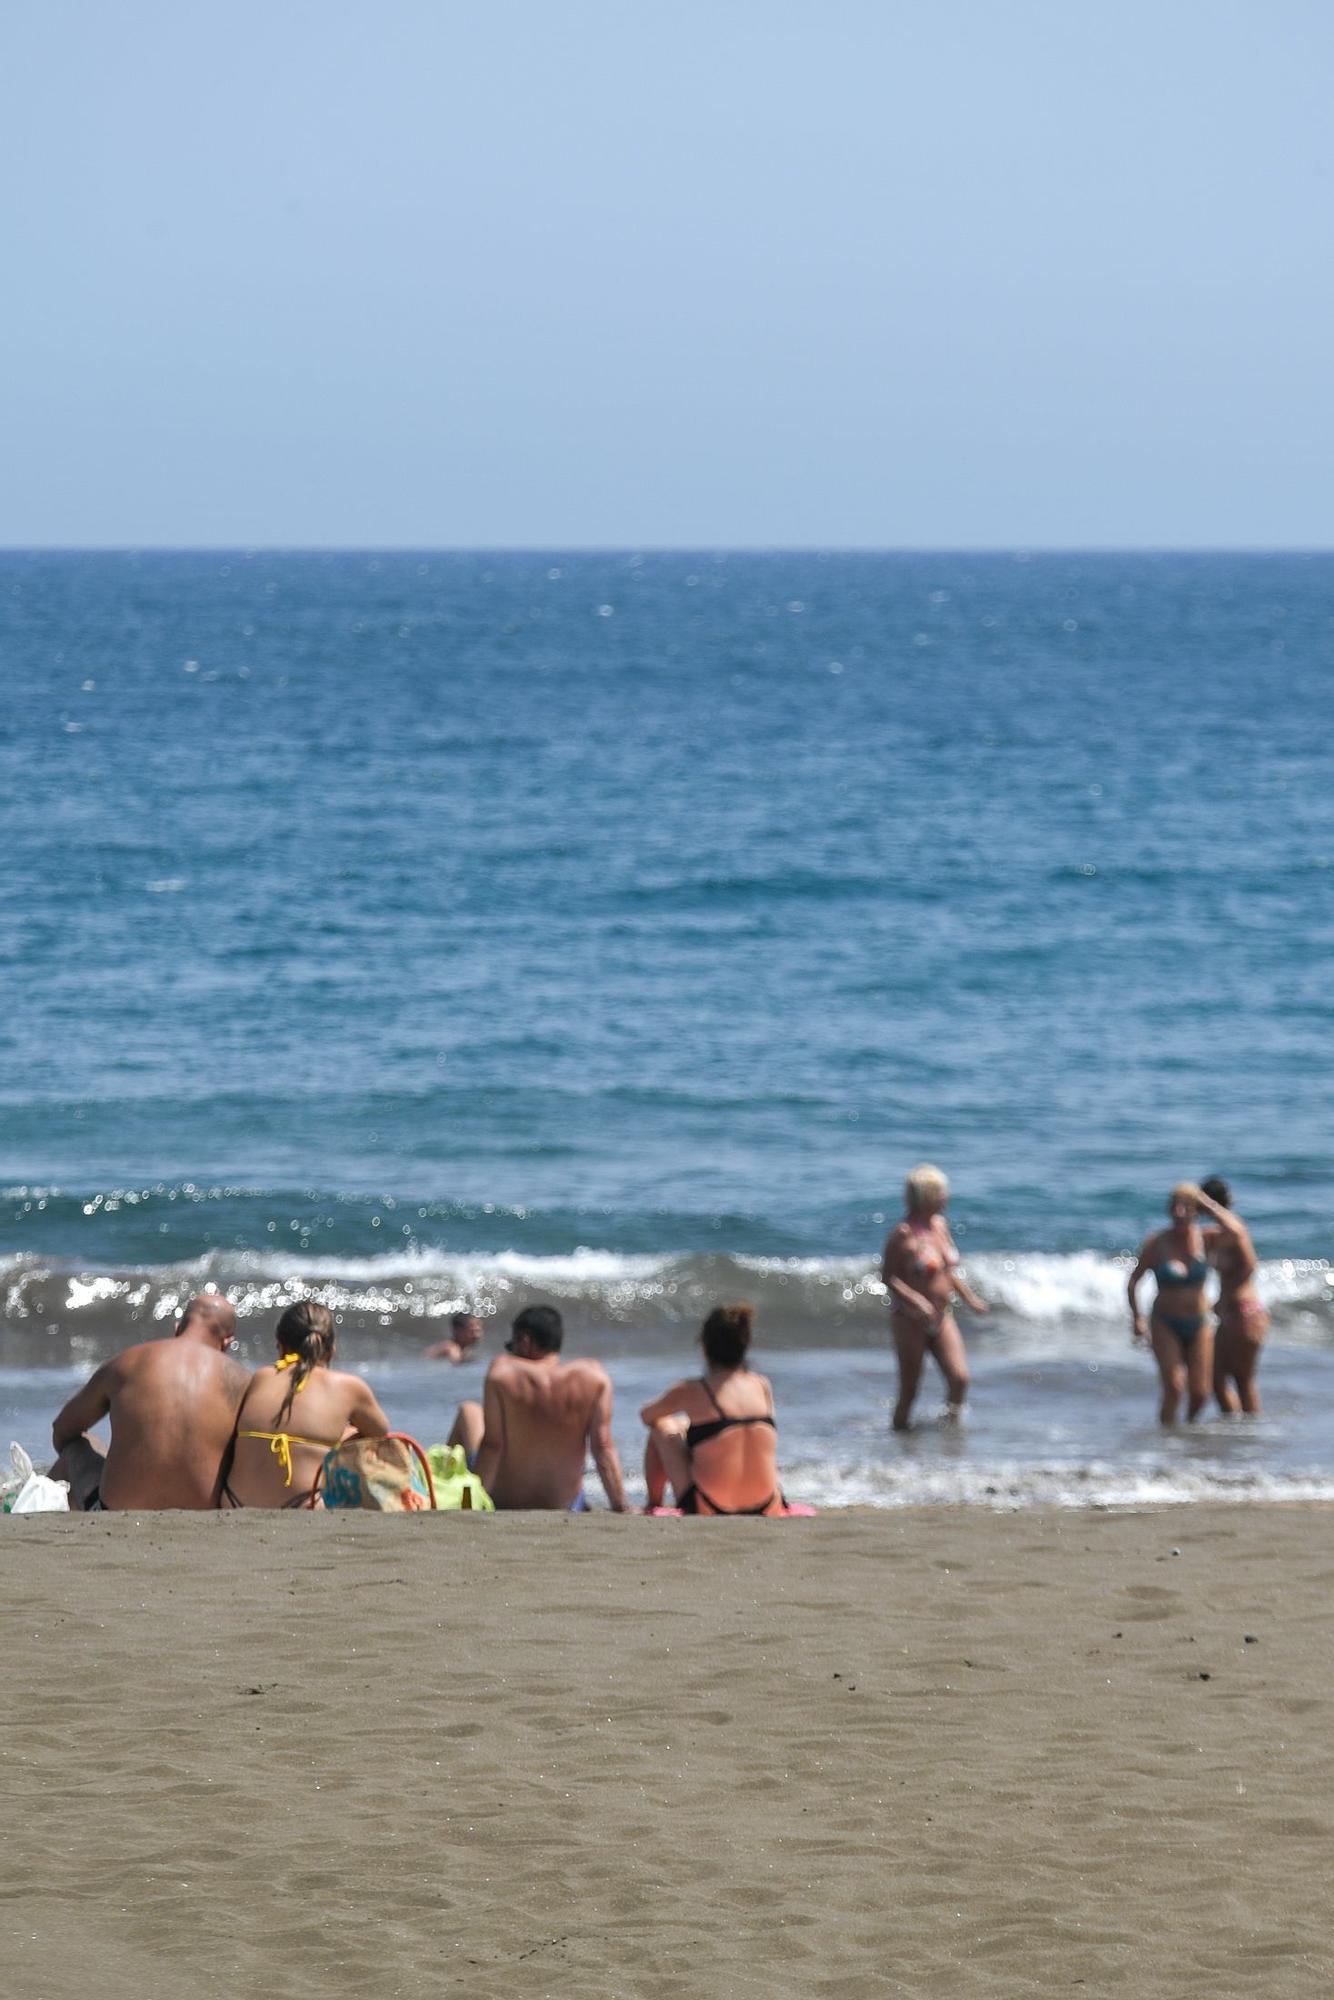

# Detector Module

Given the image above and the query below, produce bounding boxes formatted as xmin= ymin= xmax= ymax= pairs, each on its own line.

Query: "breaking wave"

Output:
xmin=1 ymin=1247 xmax=1329 ymax=1364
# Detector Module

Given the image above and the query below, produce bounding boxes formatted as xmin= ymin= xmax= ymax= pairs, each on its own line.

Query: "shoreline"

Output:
xmin=7 ymin=1505 xmax=1334 ymax=1998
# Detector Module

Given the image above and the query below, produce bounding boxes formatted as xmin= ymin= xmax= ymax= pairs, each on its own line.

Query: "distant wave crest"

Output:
xmin=2 ymin=1247 xmax=1330 ymax=1364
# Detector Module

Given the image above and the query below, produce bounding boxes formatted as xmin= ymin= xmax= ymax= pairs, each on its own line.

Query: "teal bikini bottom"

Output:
xmin=1157 ymin=1312 xmax=1207 ymax=1346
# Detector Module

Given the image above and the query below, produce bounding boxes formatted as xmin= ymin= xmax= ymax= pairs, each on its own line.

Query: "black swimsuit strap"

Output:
xmin=701 ymin=1373 xmax=773 ymax=1419
xmin=690 ymin=1482 xmax=781 ymax=1517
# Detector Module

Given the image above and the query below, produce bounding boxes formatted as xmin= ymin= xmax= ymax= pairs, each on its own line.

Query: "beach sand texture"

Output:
xmin=4 ymin=1507 xmax=1333 ymax=2000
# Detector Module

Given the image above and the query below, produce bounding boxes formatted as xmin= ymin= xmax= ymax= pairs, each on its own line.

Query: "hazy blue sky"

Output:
xmin=4 ymin=2 xmax=1332 ymax=546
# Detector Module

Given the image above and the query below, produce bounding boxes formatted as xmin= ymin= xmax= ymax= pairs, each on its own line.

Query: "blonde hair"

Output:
xmin=1170 ymin=1182 xmax=1202 ymax=1210
xmin=904 ymin=1163 xmax=950 ymax=1214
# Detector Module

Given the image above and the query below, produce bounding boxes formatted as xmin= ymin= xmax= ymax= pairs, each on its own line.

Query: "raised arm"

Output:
xmin=1195 ymin=1188 xmax=1257 ymax=1271
xmin=473 ymin=1366 xmax=507 ymax=1498
xmin=588 ymin=1372 xmax=628 ymax=1513
xmin=52 ymin=1362 xmax=115 ymax=1453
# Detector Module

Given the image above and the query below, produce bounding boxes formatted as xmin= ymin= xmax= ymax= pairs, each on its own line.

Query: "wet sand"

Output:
xmin=4 ymin=1506 xmax=1333 ymax=1999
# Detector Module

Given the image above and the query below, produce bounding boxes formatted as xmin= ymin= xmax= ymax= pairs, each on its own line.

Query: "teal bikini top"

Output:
xmin=1153 ymin=1253 xmax=1209 ymax=1288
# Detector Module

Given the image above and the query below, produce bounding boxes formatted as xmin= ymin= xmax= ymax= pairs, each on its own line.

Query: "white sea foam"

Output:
xmin=781 ymin=1457 xmax=1334 ymax=1511
xmin=7 ymin=1248 xmax=1331 ymax=1341
xmin=966 ymin=1251 xmax=1133 ymax=1320
xmin=237 ymin=1245 xmax=671 ymax=1285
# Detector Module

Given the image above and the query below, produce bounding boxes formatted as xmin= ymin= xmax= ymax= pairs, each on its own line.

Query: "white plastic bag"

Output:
xmin=3 ymin=1442 xmax=70 ymax=1513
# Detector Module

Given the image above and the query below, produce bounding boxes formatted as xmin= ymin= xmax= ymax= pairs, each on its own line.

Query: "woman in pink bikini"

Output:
xmin=880 ymin=1164 xmax=988 ymax=1430
xmin=1200 ymin=1177 xmax=1269 ymax=1415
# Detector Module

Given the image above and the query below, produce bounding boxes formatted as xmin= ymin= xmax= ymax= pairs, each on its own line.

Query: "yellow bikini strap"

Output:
xmin=265 ymin=1432 xmax=296 ymax=1485
xmin=274 ymin=1352 xmax=307 ymax=1388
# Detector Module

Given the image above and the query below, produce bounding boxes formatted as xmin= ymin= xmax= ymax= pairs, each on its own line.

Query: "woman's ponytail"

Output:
xmin=274 ymin=1299 xmax=334 ymax=1421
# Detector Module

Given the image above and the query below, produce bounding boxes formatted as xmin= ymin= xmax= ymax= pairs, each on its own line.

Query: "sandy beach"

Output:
xmin=4 ymin=1505 xmax=1333 ymax=1999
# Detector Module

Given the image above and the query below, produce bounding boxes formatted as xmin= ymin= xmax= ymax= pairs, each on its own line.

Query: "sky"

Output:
xmin=3 ymin=1 xmax=1333 ymax=548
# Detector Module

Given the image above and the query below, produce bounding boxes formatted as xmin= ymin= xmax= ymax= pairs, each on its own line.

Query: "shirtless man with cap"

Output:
xmin=457 ymin=1303 xmax=629 ymax=1511
xmin=50 ymin=1293 xmax=249 ymax=1510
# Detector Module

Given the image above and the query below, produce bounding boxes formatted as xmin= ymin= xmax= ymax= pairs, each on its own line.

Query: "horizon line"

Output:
xmin=3 ymin=543 xmax=1333 ymax=558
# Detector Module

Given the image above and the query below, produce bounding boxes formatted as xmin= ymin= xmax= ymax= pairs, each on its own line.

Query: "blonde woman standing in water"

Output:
xmin=881 ymin=1164 xmax=988 ymax=1430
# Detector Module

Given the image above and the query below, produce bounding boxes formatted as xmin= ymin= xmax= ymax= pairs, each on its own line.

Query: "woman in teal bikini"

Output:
xmin=1127 ymin=1184 xmax=1216 ymax=1426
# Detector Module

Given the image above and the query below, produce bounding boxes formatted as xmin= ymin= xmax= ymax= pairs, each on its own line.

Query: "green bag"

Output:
xmin=424 ymin=1443 xmax=495 ymax=1512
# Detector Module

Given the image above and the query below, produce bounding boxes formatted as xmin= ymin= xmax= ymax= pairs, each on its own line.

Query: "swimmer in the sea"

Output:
xmin=425 ymin=1311 xmax=485 ymax=1364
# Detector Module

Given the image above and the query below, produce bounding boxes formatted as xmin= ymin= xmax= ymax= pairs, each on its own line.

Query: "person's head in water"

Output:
xmin=507 ymin=1304 xmax=563 ymax=1356
xmin=274 ymin=1299 xmax=335 ymax=1412
xmin=451 ymin=1311 xmax=483 ymax=1352
xmin=1201 ymin=1176 xmax=1231 ymax=1209
xmin=176 ymin=1293 xmax=237 ymax=1351
xmin=700 ymin=1302 xmax=754 ymax=1370
xmin=904 ymin=1164 xmax=949 ymax=1217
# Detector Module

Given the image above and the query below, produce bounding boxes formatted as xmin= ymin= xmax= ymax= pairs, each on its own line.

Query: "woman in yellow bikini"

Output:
xmin=224 ymin=1300 xmax=390 ymax=1507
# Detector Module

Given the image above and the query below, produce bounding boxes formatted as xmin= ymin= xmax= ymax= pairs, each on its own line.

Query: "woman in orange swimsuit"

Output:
xmin=224 ymin=1300 xmax=390 ymax=1507
xmin=1200 ymin=1177 xmax=1269 ymax=1415
xmin=640 ymin=1303 xmax=783 ymax=1515
xmin=880 ymin=1163 xmax=987 ymax=1430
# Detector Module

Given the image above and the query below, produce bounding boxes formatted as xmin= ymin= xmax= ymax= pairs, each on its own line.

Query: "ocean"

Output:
xmin=2 ymin=550 xmax=1331 ymax=1505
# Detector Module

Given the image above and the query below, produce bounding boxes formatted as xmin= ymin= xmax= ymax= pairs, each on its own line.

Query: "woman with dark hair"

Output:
xmin=1199 ymin=1177 xmax=1269 ymax=1415
xmin=224 ymin=1300 xmax=390 ymax=1507
xmin=640 ymin=1303 xmax=783 ymax=1516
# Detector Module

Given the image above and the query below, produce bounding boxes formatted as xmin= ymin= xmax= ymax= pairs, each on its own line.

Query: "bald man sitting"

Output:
xmin=50 ymin=1294 xmax=249 ymax=1510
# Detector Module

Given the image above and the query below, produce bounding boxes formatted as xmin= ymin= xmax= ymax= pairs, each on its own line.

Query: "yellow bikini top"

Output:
xmin=237 ymin=1427 xmax=336 ymax=1484
xmin=236 ymin=1356 xmax=324 ymax=1484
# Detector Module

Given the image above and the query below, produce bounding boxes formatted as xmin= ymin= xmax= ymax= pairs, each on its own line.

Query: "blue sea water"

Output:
xmin=2 ymin=551 xmax=1331 ymax=1503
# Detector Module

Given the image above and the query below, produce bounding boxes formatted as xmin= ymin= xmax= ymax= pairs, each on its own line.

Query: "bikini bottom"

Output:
xmin=221 ymin=1483 xmax=312 ymax=1510
xmin=1157 ymin=1313 xmax=1208 ymax=1346
xmin=678 ymin=1483 xmax=782 ymax=1517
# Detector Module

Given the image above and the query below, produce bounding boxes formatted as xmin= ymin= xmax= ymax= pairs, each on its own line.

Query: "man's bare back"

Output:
xmin=472 ymin=1306 xmax=627 ymax=1511
xmin=51 ymin=1295 xmax=248 ymax=1510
